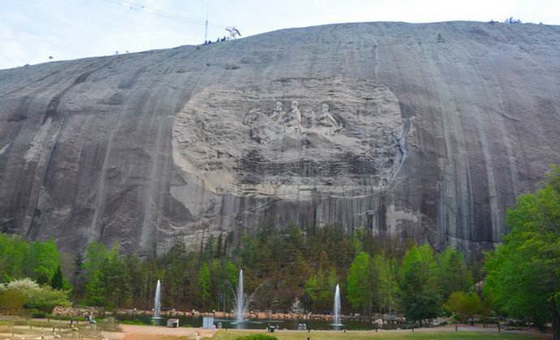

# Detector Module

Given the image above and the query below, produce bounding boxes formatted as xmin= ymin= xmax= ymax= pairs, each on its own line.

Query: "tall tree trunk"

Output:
xmin=553 ymin=304 xmax=560 ymax=340
xmin=553 ymin=316 xmax=559 ymax=340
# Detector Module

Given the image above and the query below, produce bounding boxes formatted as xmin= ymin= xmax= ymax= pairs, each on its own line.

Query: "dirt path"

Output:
xmin=102 ymin=324 xmax=217 ymax=340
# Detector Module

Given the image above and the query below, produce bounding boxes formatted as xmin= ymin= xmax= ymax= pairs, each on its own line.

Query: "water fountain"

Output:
xmin=152 ymin=280 xmax=162 ymax=323
xmin=332 ymin=284 xmax=343 ymax=329
xmin=233 ymin=269 xmax=247 ymax=326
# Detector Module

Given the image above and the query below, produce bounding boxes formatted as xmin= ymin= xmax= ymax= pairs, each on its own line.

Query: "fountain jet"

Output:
xmin=153 ymin=280 xmax=162 ymax=320
xmin=332 ymin=284 xmax=343 ymax=329
xmin=233 ymin=269 xmax=247 ymax=326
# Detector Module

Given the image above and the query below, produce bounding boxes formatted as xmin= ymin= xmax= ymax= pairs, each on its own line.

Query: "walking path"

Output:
xmin=103 ymin=324 xmax=217 ymax=339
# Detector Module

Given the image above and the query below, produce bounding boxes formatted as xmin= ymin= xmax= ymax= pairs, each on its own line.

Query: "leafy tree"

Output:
xmin=435 ymin=246 xmax=473 ymax=301
xmin=444 ymin=291 xmax=483 ymax=324
xmin=0 ymin=278 xmax=71 ymax=313
xmin=346 ymin=251 xmax=373 ymax=313
xmin=2 ymin=221 xmax=485 ymax=315
xmin=101 ymin=245 xmax=132 ymax=309
xmin=82 ymin=242 xmax=109 ymax=306
xmin=238 ymin=234 xmax=259 ymax=273
xmin=27 ymin=285 xmax=72 ymax=312
xmin=124 ymin=254 xmax=153 ymax=309
xmin=372 ymin=253 xmax=400 ymax=314
xmin=0 ymin=234 xmax=29 ymax=281
xmin=198 ymin=262 xmax=212 ymax=308
xmin=400 ymin=244 xmax=441 ymax=324
xmin=71 ymin=252 xmax=85 ymax=301
xmin=78 ymin=243 xmax=132 ymax=309
xmin=305 ymin=264 xmax=337 ymax=312
xmin=315 ymin=226 xmax=354 ymax=268
xmin=30 ymin=239 xmax=60 ymax=285
xmin=283 ymin=224 xmax=305 ymax=263
xmin=226 ymin=261 xmax=238 ymax=286
xmin=484 ymin=166 xmax=560 ymax=339
xmin=161 ymin=243 xmax=189 ymax=308
xmin=0 ymin=235 xmax=68 ymax=292
xmin=212 ymin=260 xmax=239 ymax=312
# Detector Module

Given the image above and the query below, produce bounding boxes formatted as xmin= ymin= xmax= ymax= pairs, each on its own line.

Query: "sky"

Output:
xmin=1 ymin=0 xmax=559 ymax=70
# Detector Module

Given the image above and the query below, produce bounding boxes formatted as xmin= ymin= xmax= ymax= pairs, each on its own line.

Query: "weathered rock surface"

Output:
xmin=1 ymin=21 xmax=559 ymax=255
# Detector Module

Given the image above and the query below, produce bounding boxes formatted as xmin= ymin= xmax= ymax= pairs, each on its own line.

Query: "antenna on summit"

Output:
xmin=226 ymin=27 xmax=241 ymax=40
xmin=204 ymin=0 xmax=209 ymax=42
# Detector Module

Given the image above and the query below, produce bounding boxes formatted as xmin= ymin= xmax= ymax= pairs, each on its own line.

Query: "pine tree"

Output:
xmin=51 ymin=266 xmax=64 ymax=290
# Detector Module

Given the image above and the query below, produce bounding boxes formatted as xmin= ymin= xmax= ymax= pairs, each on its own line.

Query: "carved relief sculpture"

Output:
xmin=317 ymin=103 xmax=342 ymax=134
xmin=283 ymin=101 xmax=302 ymax=134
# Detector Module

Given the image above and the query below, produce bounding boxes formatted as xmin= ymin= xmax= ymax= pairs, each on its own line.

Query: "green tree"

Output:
xmin=82 ymin=242 xmax=109 ymax=306
xmin=78 ymin=243 xmax=132 ymax=309
xmin=101 ymin=245 xmax=132 ymax=309
xmin=51 ymin=266 xmax=64 ymax=290
xmin=71 ymin=252 xmax=85 ymax=301
xmin=346 ymin=251 xmax=373 ymax=313
xmin=444 ymin=291 xmax=483 ymax=324
xmin=30 ymin=239 xmax=60 ymax=285
xmin=484 ymin=166 xmax=560 ymax=339
xmin=284 ymin=224 xmax=305 ymax=263
xmin=214 ymin=260 xmax=239 ymax=312
xmin=435 ymin=246 xmax=473 ymax=301
xmin=305 ymin=264 xmax=337 ymax=312
xmin=198 ymin=262 xmax=212 ymax=308
xmin=162 ymin=243 xmax=189 ymax=308
xmin=124 ymin=254 xmax=152 ymax=309
xmin=372 ymin=253 xmax=400 ymax=314
xmin=226 ymin=261 xmax=238 ymax=286
xmin=400 ymin=244 xmax=440 ymax=324
xmin=0 ymin=234 xmax=29 ymax=281
xmin=0 ymin=235 xmax=66 ymax=287
xmin=1 ymin=278 xmax=71 ymax=313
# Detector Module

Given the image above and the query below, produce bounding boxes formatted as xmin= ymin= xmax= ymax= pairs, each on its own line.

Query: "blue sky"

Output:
xmin=1 ymin=0 xmax=559 ymax=70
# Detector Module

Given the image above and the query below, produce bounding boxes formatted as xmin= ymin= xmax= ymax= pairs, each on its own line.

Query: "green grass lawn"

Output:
xmin=212 ymin=329 xmax=549 ymax=340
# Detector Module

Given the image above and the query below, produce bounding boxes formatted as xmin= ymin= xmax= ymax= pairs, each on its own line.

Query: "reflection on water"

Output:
xmin=117 ymin=315 xmax=400 ymax=331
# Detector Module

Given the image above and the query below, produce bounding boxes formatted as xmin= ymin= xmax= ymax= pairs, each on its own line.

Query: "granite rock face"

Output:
xmin=1 ymin=21 xmax=560 ymax=255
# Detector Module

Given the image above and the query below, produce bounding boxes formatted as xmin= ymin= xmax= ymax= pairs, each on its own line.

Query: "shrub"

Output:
xmin=0 ymin=289 xmax=24 ymax=314
xmin=31 ymin=311 xmax=48 ymax=318
xmin=1 ymin=278 xmax=71 ymax=313
xmin=235 ymin=335 xmax=278 ymax=340
xmin=120 ymin=319 xmax=146 ymax=325
xmin=444 ymin=291 xmax=483 ymax=324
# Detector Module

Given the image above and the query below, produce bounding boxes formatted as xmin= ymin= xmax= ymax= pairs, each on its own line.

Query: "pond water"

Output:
xmin=117 ymin=314 xmax=401 ymax=331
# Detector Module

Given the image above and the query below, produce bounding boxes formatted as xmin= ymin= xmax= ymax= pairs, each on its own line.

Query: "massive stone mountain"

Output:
xmin=1 ymin=21 xmax=559 ymax=256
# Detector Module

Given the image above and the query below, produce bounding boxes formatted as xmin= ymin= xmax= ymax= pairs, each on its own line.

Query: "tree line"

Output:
xmin=0 ymin=166 xmax=558 ymax=338
xmin=0 ymin=225 xmax=478 ymax=320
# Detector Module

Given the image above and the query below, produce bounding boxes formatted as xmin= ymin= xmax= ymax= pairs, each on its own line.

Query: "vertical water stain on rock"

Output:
xmin=1 ymin=22 xmax=560 ymax=255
